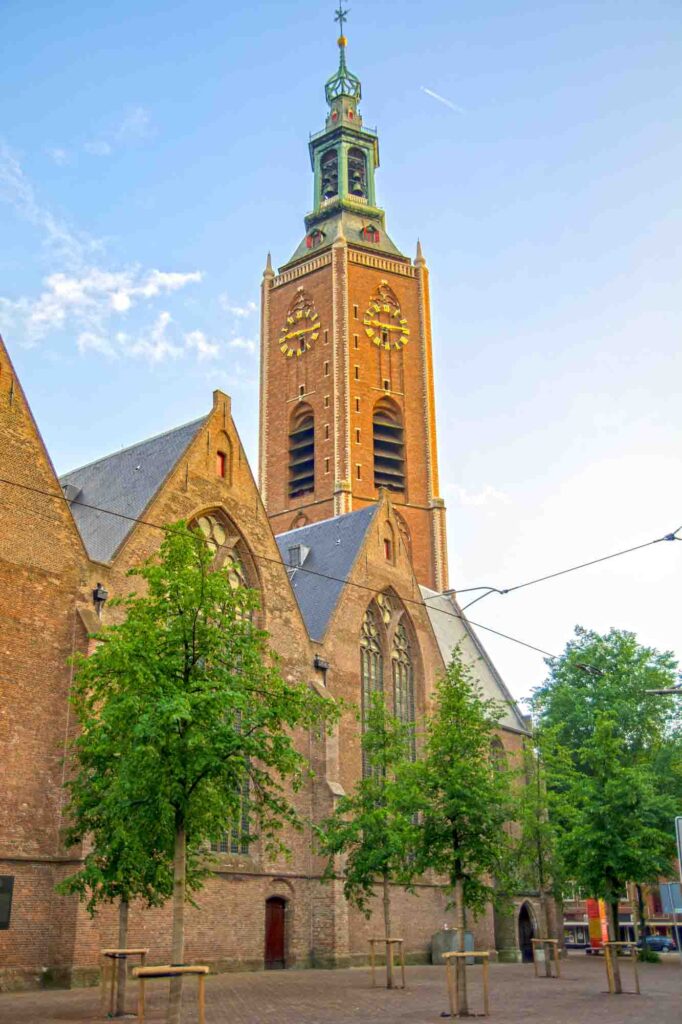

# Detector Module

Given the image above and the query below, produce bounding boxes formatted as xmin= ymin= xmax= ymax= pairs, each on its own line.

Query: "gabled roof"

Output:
xmin=420 ymin=587 xmax=529 ymax=735
xmin=59 ymin=417 xmax=206 ymax=563
xmin=275 ymin=505 xmax=378 ymax=641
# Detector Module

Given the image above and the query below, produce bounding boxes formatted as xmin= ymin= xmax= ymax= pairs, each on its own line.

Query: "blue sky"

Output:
xmin=2 ymin=0 xmax=681 ymax=701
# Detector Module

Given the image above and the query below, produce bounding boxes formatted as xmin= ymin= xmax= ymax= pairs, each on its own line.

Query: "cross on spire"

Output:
xmin=334 ymin=5 xmax=349 ymax=35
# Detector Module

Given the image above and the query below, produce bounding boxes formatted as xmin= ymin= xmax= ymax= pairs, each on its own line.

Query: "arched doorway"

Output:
xmin=265 ymin=897 xmax=286 ymax=969
xmin=518 ymin=903 xmax=536 ymax=963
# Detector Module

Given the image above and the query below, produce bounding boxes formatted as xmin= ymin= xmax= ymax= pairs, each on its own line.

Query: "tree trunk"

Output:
xmin=382 ymin=873 xmax=393 ymax=990
xmin=454 ymin=878 xmax=468 ymax=1016
xmin=115 ymin=899 xmax=129 ymax=1017
xmin=167 ymin=821 xmax=186 ymax=1024
xmin=636 ymin=884 xmax=649 ymax=940
xmin=607 ymin=899 xmax=622 ymax=994
xmin=539 ymin=889 xmax=552 ymax=978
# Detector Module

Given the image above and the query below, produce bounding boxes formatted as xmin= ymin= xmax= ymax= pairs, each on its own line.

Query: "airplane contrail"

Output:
xmin=420 ymin=86 xmax=465 ymax=114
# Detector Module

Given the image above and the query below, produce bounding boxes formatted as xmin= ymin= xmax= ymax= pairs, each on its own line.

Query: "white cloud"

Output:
xmin=84 ymin=106 xmax=153 ymax=159
xmin=84 ymin=140 xmax=113 ymax=157
xmin=450 ymin=484 xmax=511 ymax=508
xmin=46 ymin=147 xmax=70 ymax=166
xmin=219 ymin=295 xmax=257 ymax=318
xmin=227 ymin=336 xmax=256 ymax=353
xmin=420 ymin=86 xmax=465 ymax=114
xmin=185 ymin=329 xmax=220 ymax=361
xmin=0 ymin=145 xmax=205 ymax=362
xmin=115 ymin=106 xmax=152 ymax=142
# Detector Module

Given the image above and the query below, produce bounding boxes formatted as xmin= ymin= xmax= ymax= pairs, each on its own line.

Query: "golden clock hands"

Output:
xmin=283 ymin=323 xmax=319 ymax=340
xmin=364 ymin=319 xmax=406 ymax=331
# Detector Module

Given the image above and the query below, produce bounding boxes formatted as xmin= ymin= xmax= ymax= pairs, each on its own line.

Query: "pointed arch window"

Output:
xmin=320 ymin=149 xmax=339 ymax=201
xmin=348 ymin=147 xmax=367 ymax=198
xmin=360 ymin=605 xmax=383 ymax=778
xmin=289 ymin=406 xmax=315 ymax=499
xmin=373 ymin=400 xmax=405 ymax=492
xmin=392 ymin=622 xmax=416 ymax=760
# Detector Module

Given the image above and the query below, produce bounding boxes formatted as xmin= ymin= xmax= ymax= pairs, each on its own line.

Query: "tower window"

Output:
xmin=384 ymin=538 xmax=392 ymax=561
xmin=216 ymin=451 xmax=227 ymax=478
xmin=373 ymin=399 xmax=405 ymax=493
xmin=324 ymin=395 xmax=330 ymax=408
xmin=353 ymin=304 xmax=359 ymax=320
xmin=306 ymin=229 xmax=325 ymax=249
xmin=299 ymin=385 xmax=305 ymax=397
xmin=355 ymin=428 xmax=361 ymax=444
xmin=383 ymin=379 xmax=390 ymax=391
xmin=325 ymin=457 xmax=330 ymax=473
xmin=354 ymin=365 xmax=359 ymax=381
xmin=353 ymin=334 xmax=359 ymax=350
xmin=288 ymin=406 xmax=315 ymax=499
xmin=324 ymin=424 xmax=330 ymax=440
xmin=355 ymin=398 xmax=360 ymax=412
xmin=324 ymin=361 xmax=329 ymax=376
xmin=356 ymin=464 xmax=362 ymax=480
xmin=324 ymin=329 xmax=329 ymax=344
xmin=320 ymin=148 xmax=339 ymax=201
xmin=348 ymin=147 xmax=367 ymax=199
xmin=362 ymin=225 xmax=380 ymax=243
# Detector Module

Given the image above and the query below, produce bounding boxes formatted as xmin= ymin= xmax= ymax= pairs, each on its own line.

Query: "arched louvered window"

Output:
xmin=490 ymin=737 xmax=506 ymax=771
xmin=289 ymin=407 xmax=315 ymax=499
xmin=373 ymin=401 xmax=405 ymax=492
xmin=392 ymin=622 xmax=416 ymax=760
xmin=321 ymin=149 xmax=339 ymax=200
xmin=348 ymin=147 xmax=367 ymax=198
xmin=360 ymin=605 xmax=383 ymax=778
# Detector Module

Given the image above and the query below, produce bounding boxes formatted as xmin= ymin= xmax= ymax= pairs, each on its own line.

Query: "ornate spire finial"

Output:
xmin=326 ymin=5 xmax=361 ymax=106
xmin=415 ymin=239 xmax=426 ymax=266
xmin=263 ymin=252 xmax=274 ymax=279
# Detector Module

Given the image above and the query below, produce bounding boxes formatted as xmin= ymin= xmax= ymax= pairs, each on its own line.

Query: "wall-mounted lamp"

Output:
xmin=92 ymin=582 xmax=109 ymax=618
xmin=313 ymin=655 xmax=329 ymax=679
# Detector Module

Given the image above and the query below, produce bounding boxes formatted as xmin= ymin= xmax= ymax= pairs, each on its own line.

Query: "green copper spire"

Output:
xmin=280 ymin=7 xmax=407 ymax=269
xmin=325 ymin=6 xmax=362 ymax=105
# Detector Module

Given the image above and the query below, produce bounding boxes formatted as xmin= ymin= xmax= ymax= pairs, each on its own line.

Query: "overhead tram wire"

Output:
xmin=443 ymin=525 xmax=682 ymax=611
xmin=0 ymin=475 xmax=557 ymax=659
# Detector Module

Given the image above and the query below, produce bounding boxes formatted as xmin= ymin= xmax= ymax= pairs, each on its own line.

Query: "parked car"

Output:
xmin=637 ymin=935 xmax=677 ymax=952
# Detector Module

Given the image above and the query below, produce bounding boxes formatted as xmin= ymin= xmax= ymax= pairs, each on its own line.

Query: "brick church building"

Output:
xmin=0 ymin=24 xmax=546 ymax=989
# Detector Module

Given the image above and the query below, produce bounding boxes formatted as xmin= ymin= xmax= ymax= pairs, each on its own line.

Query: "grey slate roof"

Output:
xmin=275 ymin=505 xmax=378 ymax=641
xmin=421 ymin=586 xmax=529 ymax=734
xmin=59 ymin=417 xmax=207 ymax=563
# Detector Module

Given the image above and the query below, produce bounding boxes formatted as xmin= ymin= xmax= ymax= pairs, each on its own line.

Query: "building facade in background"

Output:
xmin=0 ymin=24 xmax=545 ymax=989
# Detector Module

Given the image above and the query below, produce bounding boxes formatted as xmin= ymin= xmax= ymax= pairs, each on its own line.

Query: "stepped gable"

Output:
xmin=60 ymin=417 xmax=207 ymax=563
xmin=420 ymin=586 xmax=529 ymax=734
xmin=275 ymin=504 xmax=378 ymax=641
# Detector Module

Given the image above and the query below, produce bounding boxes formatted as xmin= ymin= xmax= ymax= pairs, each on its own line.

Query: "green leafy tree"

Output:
xmin=532 ymin=627 xmax=682 ymax=990
xmin=66 ymin=522 xmax=338 ymax=1024
xmin=512 ymin=740 xmax=563 ymax=975
xmin=317 ymin=693 xmax=419 ymax=988
xmin=413 ymin=649 xmax=515 ymax=1016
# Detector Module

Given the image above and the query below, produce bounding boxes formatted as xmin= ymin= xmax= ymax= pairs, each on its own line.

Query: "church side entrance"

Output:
xmin=265 ymin=897 xmax=286 ymax=969
xmin=518 ymin=902 xmax=536 ymax=963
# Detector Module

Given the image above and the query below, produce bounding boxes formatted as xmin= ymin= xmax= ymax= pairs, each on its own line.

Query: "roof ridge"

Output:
xmin=60 ymin=415 xmax=207 ymax=480
xmin=275 ymin=503 xmax=376 ymax=540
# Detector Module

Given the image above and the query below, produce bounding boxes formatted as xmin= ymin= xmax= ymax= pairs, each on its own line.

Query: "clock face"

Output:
xmin=363 ymin=283 xmax=409 ymax=350
xmin=279 ymin=290 xmax=321 ymax=358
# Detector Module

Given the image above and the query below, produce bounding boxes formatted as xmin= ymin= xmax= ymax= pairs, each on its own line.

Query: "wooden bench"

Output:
xmin=131 ymin=964 xmax=210 ymax=1023
xmin=531 ymin=938 xmax=561 ymax=978
xmin=100 ymin=948 xmax=148 ymax=1017
xmin=368 ymin=937 xmax=406 ymax=988
xmin=442 ymin=950 xmax=491 ymax=1017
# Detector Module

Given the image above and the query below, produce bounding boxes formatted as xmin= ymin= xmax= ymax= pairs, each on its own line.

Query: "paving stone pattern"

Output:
xmin=1 ymin=957 xmax=681 ymax=1024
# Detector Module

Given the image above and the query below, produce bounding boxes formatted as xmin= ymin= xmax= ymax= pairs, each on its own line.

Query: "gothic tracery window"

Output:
xmin=360 ymin=605 xmax=383 ymax=778
xmin=392 ymin=623 xmax=416 ymax=760
xmin=194 ymin=512 xmax=248 ymax=590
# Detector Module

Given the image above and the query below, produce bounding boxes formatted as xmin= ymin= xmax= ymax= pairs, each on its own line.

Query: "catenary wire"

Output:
xmin=451 ymin=527 xmax=682 ymax=610
xmin=0 ymin=476 xmax=556 ymax=659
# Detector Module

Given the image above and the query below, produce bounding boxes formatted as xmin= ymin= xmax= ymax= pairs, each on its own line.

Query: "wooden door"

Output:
xmin=265 ymin=897 xmax=286 ymax=969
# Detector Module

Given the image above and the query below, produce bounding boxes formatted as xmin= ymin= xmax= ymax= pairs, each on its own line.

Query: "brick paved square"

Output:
xmin=1 ymin=956 xmax=680 ymax=1024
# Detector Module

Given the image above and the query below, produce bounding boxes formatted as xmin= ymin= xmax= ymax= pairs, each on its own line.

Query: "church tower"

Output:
xmin=259 ymin=11 xmax=448 ymax=591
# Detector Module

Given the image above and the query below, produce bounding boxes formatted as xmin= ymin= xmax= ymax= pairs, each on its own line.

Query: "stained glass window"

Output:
xmin=360 ymin=605 xmax=383 ymax=778
xmin=392 ymin=622 xmax=416 ymax=760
